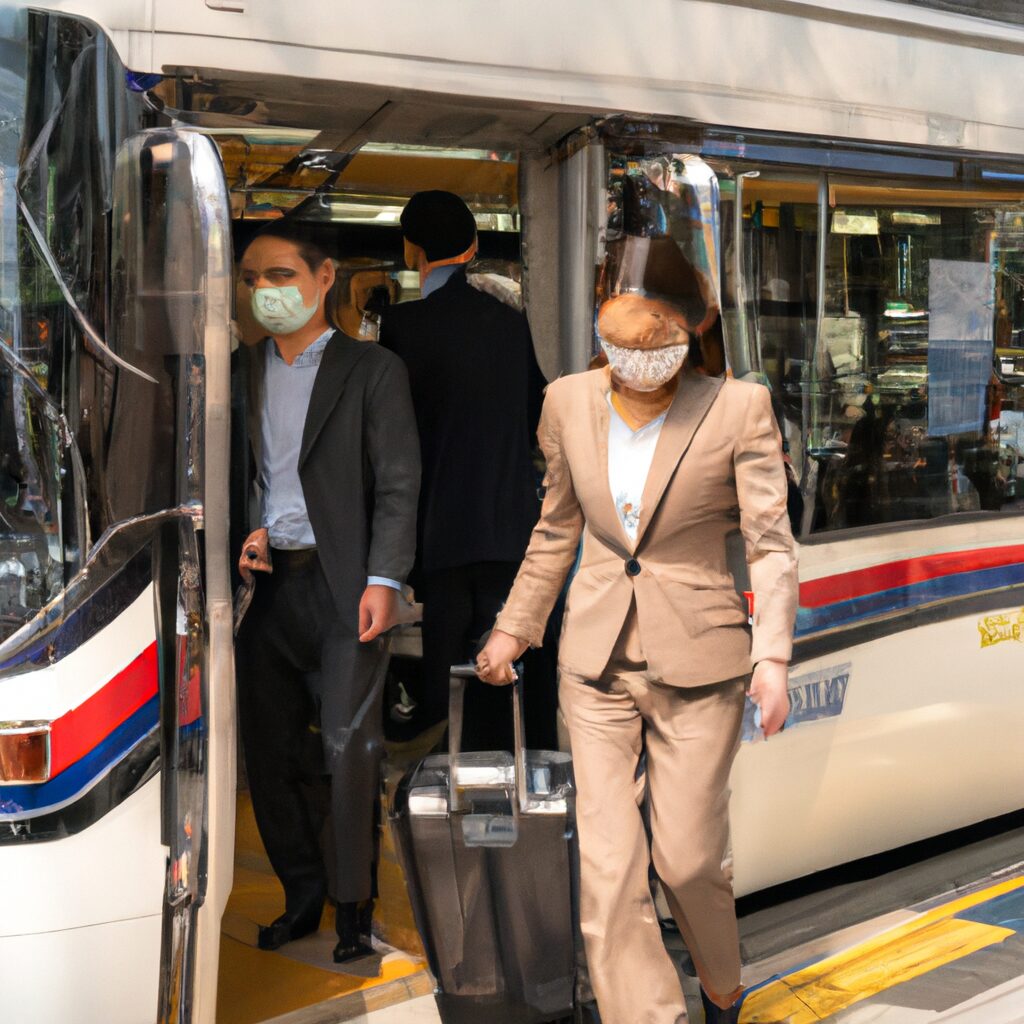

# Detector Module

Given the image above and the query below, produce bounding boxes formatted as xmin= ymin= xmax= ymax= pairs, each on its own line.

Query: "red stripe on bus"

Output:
xmin=799 ymin=545 xmax=1024 ymax=609
xmin=48 ymin=642 xmax=159 ymax=777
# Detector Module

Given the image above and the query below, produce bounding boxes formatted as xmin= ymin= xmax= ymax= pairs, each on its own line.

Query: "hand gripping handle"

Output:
xmin=448 ymin=663 xmax=527 ymax=814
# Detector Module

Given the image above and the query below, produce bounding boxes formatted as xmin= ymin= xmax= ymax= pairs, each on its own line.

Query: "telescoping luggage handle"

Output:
xmin=448 ymin=663 xmax=528 ymax=815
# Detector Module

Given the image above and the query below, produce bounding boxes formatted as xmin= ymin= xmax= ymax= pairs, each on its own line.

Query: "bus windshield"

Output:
xmin=0 ymin=17 xmax=76 ymax=643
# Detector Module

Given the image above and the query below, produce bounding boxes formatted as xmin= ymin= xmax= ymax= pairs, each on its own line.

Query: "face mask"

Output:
xmin=600 ymin=339 xmax=688 ymax=391
xmin=251 ymin=286 xmax=319 ymax=335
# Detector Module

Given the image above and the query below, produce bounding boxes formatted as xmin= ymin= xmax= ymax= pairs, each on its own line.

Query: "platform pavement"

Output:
xmin=223 ymin=725 xmax=1024 ymax=1024
xmin=342 ymin=869 xmax=1024 ymax=1023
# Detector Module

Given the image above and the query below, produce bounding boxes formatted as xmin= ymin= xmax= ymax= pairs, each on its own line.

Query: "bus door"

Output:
xmin=111 ymin=128 xmax=235 ymax=1024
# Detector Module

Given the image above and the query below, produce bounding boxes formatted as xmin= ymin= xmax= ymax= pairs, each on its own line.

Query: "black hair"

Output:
xmin=400 ymin=190 xmax=477 ymax=262
xmin=249 ymin=220 xmax=340 ymax=329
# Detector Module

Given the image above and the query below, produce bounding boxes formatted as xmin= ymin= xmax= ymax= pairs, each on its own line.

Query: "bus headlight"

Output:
xmin=0 ymin=722 xmax=51 ymax=784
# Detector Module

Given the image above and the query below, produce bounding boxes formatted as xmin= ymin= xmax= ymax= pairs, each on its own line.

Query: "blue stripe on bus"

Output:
xmin=0 ymin=695 xmax=159 ymax=817
xmin=796 ymin=562 xmax=1024 ymax=636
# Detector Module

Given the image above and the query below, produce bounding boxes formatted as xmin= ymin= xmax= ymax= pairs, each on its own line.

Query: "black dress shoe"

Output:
xmin=257 ymin=906 xmax=323 ymax=951
xmin=333 ymin=899 xmax=376 ymax=963
xmin=700 ymin=986 xmax=742 ymax=1024
xmin=332 ymin=937 xmax=377 ymax=963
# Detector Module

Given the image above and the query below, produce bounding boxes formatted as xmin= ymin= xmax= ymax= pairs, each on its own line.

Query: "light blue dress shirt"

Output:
xmin=420 ymin=263 xmax=460 ymax=299
xmin=259 ymin=328 xmax=400 ymax=591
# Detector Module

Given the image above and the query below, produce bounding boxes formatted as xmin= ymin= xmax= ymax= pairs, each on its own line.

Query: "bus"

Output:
xmin=2 ymin=2 xmax=1024 ymax=1022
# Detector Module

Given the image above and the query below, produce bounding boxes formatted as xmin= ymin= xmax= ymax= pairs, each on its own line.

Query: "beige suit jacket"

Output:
xmin=495 ymin=367 xmax=799 ymax=686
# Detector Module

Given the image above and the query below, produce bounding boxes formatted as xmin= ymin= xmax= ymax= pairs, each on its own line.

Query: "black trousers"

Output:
xmin=419 ymin=561 xmax=559 ymax=752
xmin=236 ymin=549 xmax=387 ymax=908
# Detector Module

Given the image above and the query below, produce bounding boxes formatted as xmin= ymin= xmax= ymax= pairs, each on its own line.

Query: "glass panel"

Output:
xmin=595 ymin=124 xmax=1024 ymax=537
xmin=0 ymin=366 xmax=68 ymax=640
xmin=0 ymin=8 xmax=27 ymax=359
xmin=807 ymin=185 xmax=1024 ymax=532
xmin=601 ymin=150 xmax=720 ymax=353
xmin=717 ymin=168 xmax=820 ymax=491
xmin=0 ymin=11 xmax=79 ymax=642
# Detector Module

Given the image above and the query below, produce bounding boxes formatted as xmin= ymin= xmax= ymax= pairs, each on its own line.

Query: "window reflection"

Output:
xmin=0 ymin=22 xmax=62 ymax=641
xmin=0 ymin=363 xmax=68 ymax=640
xmin=600 ymin=138 xmax=1024 ymax=539
xmin=0 ymin=11 xmax=85 ymax=643
xmin=809 ymin=189 xmax=1024 ymax=531
xmin=721 ymin=171 xmax=819 ymax=491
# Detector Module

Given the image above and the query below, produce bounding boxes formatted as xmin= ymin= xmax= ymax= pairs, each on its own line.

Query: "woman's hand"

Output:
xmin=239 ymin=528 xmax=272 ymax=582
xmin=475 ymin=629 xmax=529 ymax=686
xmin=748 ymin=659 xmax=790 ymax=739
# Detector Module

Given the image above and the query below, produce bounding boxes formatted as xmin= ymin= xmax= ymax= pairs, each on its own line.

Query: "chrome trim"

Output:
xmin=559 ymin=142 xmax=603 ymax=373
xmin=193 ymin=123 xmax=237 ymax=1024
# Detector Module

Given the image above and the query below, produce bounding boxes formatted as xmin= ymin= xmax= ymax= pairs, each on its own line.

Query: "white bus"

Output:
xmin=2 ymin=2 xmax=1024 ymax=1021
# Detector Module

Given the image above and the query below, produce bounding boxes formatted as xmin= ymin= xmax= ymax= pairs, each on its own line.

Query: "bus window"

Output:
xmin=0 ymin=22 xmax=83 ymax=643
xmin=719 ymin=170 xmax=820 ymax=491
xmin=0 ymin=367 xmax=74 ymax=641
xmin=807 ymin=187 xmax=1024 ymax=532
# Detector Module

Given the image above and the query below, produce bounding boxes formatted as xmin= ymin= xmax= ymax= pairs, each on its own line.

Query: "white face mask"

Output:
xmin=251 ymin=286 xmax=319 ymax=335
xmin=600 ymin=339 xmax=688 ymax=391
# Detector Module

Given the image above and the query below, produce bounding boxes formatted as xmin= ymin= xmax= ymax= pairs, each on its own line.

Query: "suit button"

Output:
xmin=625 ymin=558 xmax=641 ymax=577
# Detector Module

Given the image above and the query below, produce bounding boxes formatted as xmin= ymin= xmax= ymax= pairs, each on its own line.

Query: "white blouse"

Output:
xmin=607 ymin=393 xmax=667 ymax=541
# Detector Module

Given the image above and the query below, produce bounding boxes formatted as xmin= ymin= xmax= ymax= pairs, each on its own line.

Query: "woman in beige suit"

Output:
xmin=477 ymin=231 xmax=799 ymax=1022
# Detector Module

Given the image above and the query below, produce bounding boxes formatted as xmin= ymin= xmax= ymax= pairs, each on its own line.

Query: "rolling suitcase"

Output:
xmin=391 ymin=664 xmax=577 ymax=1023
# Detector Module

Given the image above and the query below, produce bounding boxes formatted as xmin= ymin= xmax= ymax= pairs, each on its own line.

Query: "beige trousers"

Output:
xmin=560 ymin=610 xmax=746 ymax=1024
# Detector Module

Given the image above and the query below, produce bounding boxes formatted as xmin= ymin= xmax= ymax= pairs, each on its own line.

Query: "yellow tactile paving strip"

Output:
xmin=216 ymin=792 xmax=428 ymax=1024
xmin=741 ymin=874 xmax=1024 ymax=1022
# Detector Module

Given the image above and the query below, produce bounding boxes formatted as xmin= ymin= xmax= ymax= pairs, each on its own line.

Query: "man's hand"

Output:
xmin=748 ymin=659 xmax=790 ymax=739
xmin=475 ymin=629 xmax=529 ymax=686
xmin=239 ymin=528 xmax=272 ymax=582
xmin=359 ymin=584 xmax=397 ymax=642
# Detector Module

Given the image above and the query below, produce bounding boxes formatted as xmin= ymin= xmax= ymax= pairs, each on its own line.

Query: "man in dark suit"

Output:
xmin=380 ymin=190 xmax=547 ymax=750
xmin=235 ymin=221 xmax=419 ymax=963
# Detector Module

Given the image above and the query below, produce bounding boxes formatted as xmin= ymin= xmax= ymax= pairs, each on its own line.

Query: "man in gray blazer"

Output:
xmin=235 ymin=221 xmax=419 ymax=964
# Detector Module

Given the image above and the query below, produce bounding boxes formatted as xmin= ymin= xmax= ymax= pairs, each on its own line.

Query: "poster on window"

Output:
xmin=927 ymin=259 xmax=994 ymax=437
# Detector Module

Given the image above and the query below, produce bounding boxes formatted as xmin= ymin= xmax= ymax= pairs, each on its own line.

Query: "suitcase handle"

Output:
xmin=448 ymin=663 xmax=528 ymax=814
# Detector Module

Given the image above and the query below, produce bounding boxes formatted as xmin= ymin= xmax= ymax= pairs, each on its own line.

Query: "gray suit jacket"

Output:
xmin=242 ymin=331 xmax=421 ymax=634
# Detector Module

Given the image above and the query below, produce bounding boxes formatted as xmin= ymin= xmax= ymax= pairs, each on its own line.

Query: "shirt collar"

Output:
xmin=268 ymin=327 xmax=334 ymax=368
xmin=421 ymin=264 xmax=462 ymax=299
xmin=606 ymin=391 xmax=668 ymax=435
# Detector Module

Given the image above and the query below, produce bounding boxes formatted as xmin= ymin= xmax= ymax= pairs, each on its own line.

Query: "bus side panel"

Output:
xmin=731 ymin=543 xmax=1024 ymax=897
xmin=0 ymin=777 xmax=164 ymax=1024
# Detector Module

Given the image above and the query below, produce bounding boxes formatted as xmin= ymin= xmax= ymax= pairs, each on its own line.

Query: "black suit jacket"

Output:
xmin=380 ymin=269 xmax=546 ymax=575
xmin=241 ymin=331 xmax=420 ymax=633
